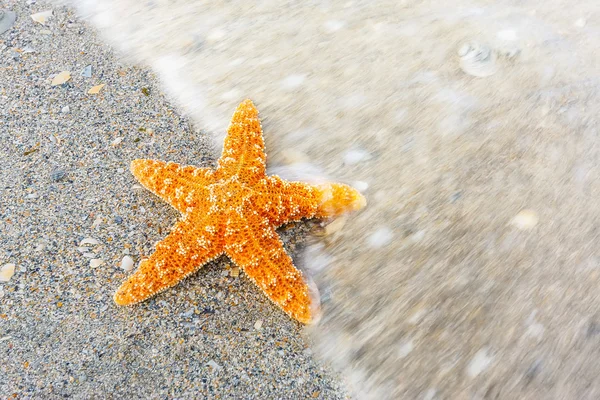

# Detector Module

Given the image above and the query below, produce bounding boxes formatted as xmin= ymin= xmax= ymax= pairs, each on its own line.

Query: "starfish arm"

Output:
xmin=311 ymin=182 xmax=367 ymax=218
xmin=114 ymin=218 xmax=222 ymax=305
xmin=131 ymin=159 xmax=214 ymax=213
xmin=215 ymin=99 xmax=266 ymax=184
xmin=259 ymin=176 xmax=367 ymax=226
xmin=224 ymin=214 xmax=311 ymax=323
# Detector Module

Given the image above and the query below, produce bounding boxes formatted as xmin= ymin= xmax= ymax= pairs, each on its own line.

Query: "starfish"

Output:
xmin=114 ymin=99 xmax=366 ymax=323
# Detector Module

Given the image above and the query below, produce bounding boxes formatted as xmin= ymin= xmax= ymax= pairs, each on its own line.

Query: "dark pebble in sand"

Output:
xmin=50 ymin=169 xmax=66 ymax=182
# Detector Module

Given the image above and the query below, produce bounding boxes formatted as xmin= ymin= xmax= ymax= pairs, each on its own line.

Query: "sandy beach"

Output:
xmin=0 ymin=2 xmax=346 ymax=398
xmin=6 ymin=0 xmax=600 ymax=398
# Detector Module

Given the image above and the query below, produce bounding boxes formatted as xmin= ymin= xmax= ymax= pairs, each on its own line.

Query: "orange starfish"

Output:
xmin=114 ymin=99 xmax=365 ymax=323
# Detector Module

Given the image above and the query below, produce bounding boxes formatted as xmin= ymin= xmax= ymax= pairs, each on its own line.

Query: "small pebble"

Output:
xmin=422 ymin=389 xmax=437 ymax=400
xmin=81 ymin=65 xmax=92 ymax=78
xmin=120 ymin=255 xmax=134 ymax=271
xmin=206 ymin=360 xmax=222 ymax=373
xmin=89 ymin=259 xmax=104 ymax=268
xmin=343 ymin=149 xmax=371 ymax=165
xmin=397 ymin=340 xmax=414 ymax=358
xmin=114 ymin=216 xmax=123 ymax=224
xmin=50 ymin=169 xmax=66 ymax=182
xmin=510 ymin=209 xmax=539 ymax=230
xmin=409 ymin=230 xmax=426 ymax=243
xmin=254 ymin=319 xmax=263 ymax=330
xmin=61 ymin=105 xmax=70 ymax=113
xmin=526 ymin=323 xmax=545 ymax=339
xmin=367 ymin=227 xmax=393 ymax=248
xmin=280 ymin=74 xmax=306 ymax=90
xmin=352 ymin=181 xmax=369 ymax=193
xmin=466 ymin=348 xmax=493 ymax=378
xmin=407 ymin=308 xmax=426 ymax=325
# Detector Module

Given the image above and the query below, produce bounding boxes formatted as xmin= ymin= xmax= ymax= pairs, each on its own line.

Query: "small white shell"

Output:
xmin=343 ymin=149 xmax=371 ymax=165
xmin=121 ymin=255 xmax=134 ymax=271
xmin=352 ymin=181 xmax=369 ymax=193
xmin=367 ymin=227 xmax=393 ymax=248
xmin=466 ymin=348 xmax=493 ymax=378
xmin=89 ymin=259 xmax=104 ymax=268
xmin=458 ymin=42 xmax=498 ymax=77
xmin=510 ymin=209 xmax=539 ymax=230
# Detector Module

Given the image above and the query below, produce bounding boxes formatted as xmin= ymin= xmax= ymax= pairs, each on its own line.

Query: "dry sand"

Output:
xmin=6 ymin=0 xmax=600 ymax=398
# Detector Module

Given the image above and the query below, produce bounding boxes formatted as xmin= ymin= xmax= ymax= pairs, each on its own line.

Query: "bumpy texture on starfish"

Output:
xmin=114 ymin=99 xmax=366 ymax=323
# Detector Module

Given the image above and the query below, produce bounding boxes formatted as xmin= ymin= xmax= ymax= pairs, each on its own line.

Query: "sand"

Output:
xmin=0 ymin=2 xmax=346 ymax=398
xmin=6 ymin=0 xmax=600 ymax=398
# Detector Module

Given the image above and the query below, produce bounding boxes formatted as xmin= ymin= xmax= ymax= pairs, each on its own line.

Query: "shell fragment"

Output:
xmin=51 ymin=71 xmax=71 ymax=86
xmin=0 ymin=263 xmax=16 ymax=282
xmin=121 ymin=256 xmax=134 ymax=271
xmin=31 ymin=10 xmax=53 ymax=25
xmin=458 ymin=42 xmax=498 ymax=77
xmin=80 ymin=238 xmax=100 ymax=246
xmin=0 ymin=10 xmax=17 ymax=35
xmin=89 ymin=259 xmax=104 ymax=268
